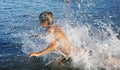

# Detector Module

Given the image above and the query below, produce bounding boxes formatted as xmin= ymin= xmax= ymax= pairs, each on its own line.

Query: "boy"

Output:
xmin=29 ymin=11 xmax=84 ymax=63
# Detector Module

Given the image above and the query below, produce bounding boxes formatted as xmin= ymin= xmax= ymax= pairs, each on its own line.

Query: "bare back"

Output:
xmin=47 ymin=25 xmax=72 ymax=57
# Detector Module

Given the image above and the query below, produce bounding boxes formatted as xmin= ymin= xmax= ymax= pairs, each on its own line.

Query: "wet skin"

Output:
xmin=29 ymin=22 xmax=77 ymax=58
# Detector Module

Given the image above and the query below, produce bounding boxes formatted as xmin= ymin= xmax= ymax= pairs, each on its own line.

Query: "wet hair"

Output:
xmin=39 ymin=11 xmax=54 ymax=25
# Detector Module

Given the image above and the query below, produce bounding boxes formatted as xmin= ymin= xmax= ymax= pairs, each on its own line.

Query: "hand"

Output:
xmin=29 ymin=52 xmax=38 ymax=58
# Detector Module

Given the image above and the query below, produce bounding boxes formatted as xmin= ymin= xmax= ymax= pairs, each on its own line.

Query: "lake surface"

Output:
xmin=0 ymin=0 xmax=120 ymax=70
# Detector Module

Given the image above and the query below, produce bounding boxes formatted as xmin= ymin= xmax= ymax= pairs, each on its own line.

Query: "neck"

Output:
xmin=47 ymin=25 xmax=52 ymax=30
xmin=47 ymin=25 xmax=54 ymax=30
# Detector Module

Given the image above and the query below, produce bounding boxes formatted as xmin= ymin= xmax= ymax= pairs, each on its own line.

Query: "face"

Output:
xmin=39 ymin=11 xmax=53 ymax=28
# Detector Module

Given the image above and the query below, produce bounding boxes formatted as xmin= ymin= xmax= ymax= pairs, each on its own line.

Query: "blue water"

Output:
xmin=0 ymin=0 xmax=120 ymax=70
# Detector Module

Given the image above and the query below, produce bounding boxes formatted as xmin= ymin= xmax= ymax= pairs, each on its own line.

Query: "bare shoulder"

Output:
xmin=52 ymin=25 xmax=67 ymax=39
xmin=52 ymin=25 xmax=63 ymax=32
xmin=47 ymin=25 xmax=62 ymax=34
xmin=52 ymin=25 xmax=61 ymax=29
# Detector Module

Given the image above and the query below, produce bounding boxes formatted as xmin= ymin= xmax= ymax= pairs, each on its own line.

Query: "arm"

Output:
xmin=29 ymin=41 xmax=56 ymax=57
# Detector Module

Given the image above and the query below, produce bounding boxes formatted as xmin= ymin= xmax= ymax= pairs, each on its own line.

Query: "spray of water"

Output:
xmin=60 ymin=20 xmax=120 ymax=70
xmin=13 ymin=19 xmax=120 ymax=70
xmin=12 ymin=0 xmax=120 ymax=70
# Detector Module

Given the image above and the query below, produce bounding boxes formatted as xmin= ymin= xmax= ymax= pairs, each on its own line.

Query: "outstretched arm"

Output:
xmin=29 ymin=41 xmax=56 ymax=57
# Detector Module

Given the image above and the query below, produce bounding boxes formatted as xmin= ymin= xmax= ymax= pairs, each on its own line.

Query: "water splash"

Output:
xmin=14 ymin=18 xmax=120 ymax=70
xmin=61 ymin=20 xmax=120 ymax=70
xmin=11 ymin=0 xmax=120 ymax=69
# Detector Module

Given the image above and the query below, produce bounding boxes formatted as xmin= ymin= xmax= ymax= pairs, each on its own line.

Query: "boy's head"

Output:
xmin=39 ymin=11 xmax=54 ymax=28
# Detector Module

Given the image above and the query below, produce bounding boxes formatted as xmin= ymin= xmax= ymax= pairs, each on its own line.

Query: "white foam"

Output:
xmin=12 ymin=18 xmax=120 ymax=69
xmin=62 ymin=20 xmax=120 ymax=69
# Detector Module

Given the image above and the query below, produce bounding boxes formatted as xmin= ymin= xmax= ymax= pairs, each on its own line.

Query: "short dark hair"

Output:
xmin=39 ymin=11 xmax=54 ymax=25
